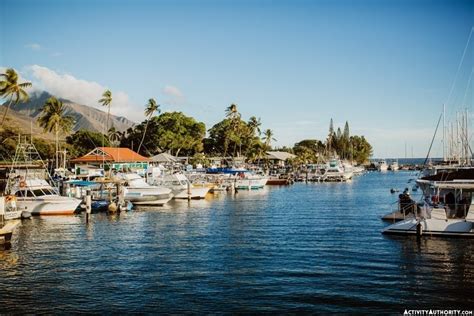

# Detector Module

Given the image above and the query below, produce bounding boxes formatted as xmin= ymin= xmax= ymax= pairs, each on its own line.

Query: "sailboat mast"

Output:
xmin=443 ymin=104 xmax=446 ymax=162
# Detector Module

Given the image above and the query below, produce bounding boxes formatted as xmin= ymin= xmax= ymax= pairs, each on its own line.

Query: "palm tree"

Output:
xmin=108 ymin=126 xmax=122 ymax=146
xmin=225 ymin=103 xmax=240 ymax=120
xmin=262 ymin=129 xmax=276 ymax=149
xmin=224 ymin=104 xmax=241 ymax=157
xmin=99 ymin=90 xmax=112 ymax=131
xmin=0 ymin=68 xmax=32 ymax=126
xmin=137 ymin=98 xmax=160 ymax=154
xmin=248 ymin=116 xmax=261 ymax=136
xmin=37 ymin=97 xmax=74 ymax=169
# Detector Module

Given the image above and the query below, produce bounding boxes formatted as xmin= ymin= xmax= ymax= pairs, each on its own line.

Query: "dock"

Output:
xmin=0 ymin=220 xmax=20 ymax=245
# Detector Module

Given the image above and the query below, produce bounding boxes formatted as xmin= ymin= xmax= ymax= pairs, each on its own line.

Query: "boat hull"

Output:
xmin=382 ymin=218 xmax=474 ymax=237
xmin=173 ymin=187 xmax=210 ymax=199
xmin=17 ymin=197 xmax=81 ymax=216
xmin=235 ymin=178 xmax=267 ymax=189
xmin=123 ymin=187 xmax=173 ymax=206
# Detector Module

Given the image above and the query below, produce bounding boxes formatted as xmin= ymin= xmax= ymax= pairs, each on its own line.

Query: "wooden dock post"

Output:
xmin=85 ymin=189 xmax=91 ymax=223
xmin=187 ymin=181 xmax=191 ymax=201
xmin=0 ymin=196 xmax=5 ymax=228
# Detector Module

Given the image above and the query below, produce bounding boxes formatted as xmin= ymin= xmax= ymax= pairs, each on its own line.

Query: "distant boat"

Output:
xmin=377 ymin=160 xmax=388 ymax=171
xmin=323 ymin=159 xmax=353 ymax=181
xmin=155 ymin=173 xmax=210 ymax=199
xmin=389 ymin=160 xmax=399 ymax=171
xmin=234 ymin=172 xmax=268 ymax=190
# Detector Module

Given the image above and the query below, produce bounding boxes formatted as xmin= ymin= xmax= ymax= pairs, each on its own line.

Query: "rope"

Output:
xmin=445 ymin=27 xmax=473 ymax=109
xmin=423 ymin=112 xmax=443 ymax=167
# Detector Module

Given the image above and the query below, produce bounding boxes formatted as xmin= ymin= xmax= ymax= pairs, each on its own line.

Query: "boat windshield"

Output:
xmin=15 ymin=188 xmax=57 ymax=197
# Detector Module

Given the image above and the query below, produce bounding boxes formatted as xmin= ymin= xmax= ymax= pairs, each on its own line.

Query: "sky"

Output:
xmin=1 ymin=0 xmax=473 ymax=158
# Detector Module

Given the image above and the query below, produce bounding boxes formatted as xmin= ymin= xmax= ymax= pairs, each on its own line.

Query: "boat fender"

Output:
xmin=19 ymin=181 xmax=26 ymax=189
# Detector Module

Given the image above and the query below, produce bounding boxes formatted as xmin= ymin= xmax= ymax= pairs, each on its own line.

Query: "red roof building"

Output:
xmin=70 ymin=147 xmax=150 ymax=164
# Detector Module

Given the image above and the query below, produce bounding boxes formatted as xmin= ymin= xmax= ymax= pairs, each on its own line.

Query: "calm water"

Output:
xmin=1 ymin=172 xmax=473 ymax=313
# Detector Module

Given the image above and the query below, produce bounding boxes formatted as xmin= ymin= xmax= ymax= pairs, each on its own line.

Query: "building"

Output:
xmin=265 ymin=151 xmax=297 ymax=167
xmin=70 ymin=147 xmax=150 ymax=176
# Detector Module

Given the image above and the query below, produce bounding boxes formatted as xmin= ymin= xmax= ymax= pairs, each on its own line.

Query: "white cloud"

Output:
xmin=25 ymin=65 xmax=139 ymax=120
xmin=25 ymin=43 xmax=41 ymax=51
xmin=162 ymin=85 xmax=185 ymax=106
xmin=51 ymin=52 xmax=62 ymax=57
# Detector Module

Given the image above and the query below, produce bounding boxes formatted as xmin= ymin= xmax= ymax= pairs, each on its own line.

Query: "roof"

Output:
xmin=265 ymin=151 xmax=296 ymax=161
xmin=70 ymin=147 xmax=150 ymax=164
xmin=150 ymin=152 xmax=177 ymax=163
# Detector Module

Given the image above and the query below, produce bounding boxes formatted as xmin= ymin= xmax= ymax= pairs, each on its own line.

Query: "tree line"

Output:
xmin=0 ymin=68 xmax=372 ymax=165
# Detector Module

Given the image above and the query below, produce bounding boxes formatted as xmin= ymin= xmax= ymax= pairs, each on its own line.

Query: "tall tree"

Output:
xmin=0 ymin=68 xmax=32 ymax=126
xmin=137 ymin=98 xmax=160 ymax=154
xmin=248 ymin=116 xmax=262 ymax=136
xmin=66 ymin=130 xmax=111 ymax=157
xmin=343 ymin=121 xmax=350 ymax=140
xmin=37 ymin=97 xmax=74 ymax=168
xmin=262 ymin=129 xmax=276 ymax=149
xmin=223 ymin=103 xmax=241 ymax=157
xmin=107 ymin=126 xmax=122 ymax=146
xmin=98 ymin=90 xmax=112 ymax=131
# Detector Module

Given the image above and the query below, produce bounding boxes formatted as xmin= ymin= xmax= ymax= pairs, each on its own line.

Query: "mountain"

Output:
xmin=0 ymin=105 xmax=56 ymax=140
xmin=4 ymin=91 xmax=135 ymax=133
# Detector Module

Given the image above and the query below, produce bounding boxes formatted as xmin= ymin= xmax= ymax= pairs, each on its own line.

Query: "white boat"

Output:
xmin=323 ymin=159 xmax=353 ymax=181
xmin=118 ymin=173 xmax=173 ymax=205
xmin=377 ymin=159 xmax=389 ymax=171
xmin=389 ymin=160 xmax=399 ymax=171
xmin=0 ymin=195 xmax=22 ymax=220
xmin=153 ymin=173 xmax=210 ymax=199
xmin=9 ymin=179 xmax=81 ymax=216
xmin=382 ymin=177 xmax=474 ymax=237
xmin=234 ymin=173 xmax=268 ymax=190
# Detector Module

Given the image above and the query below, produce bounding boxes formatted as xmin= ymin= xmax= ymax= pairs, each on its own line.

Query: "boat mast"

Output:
xmin=443 ymin=104 xmax=446 ymax=162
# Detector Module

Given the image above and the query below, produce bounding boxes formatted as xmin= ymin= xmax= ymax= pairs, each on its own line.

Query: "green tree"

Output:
xmin=121 ymin=112 xmax=205 ymax=156
xmin=107 ymin=126 xmax=122 ymax=145
xmin=37 ymin=97 xmax=74 ymax=168
xmin=137 ymin=98 xmax=160 ymax=154
xmin=349 ymin=135 xmax=373 ymax=164
xmin=262 ymin=128 xmax=276 ymax=149
xmin=0 ymin=68 xmax=32 ymax=126
xmin=66 ymin=129 xmax=111 ymax=157
xmin=99 ymin=90 xmax=112 ymax=132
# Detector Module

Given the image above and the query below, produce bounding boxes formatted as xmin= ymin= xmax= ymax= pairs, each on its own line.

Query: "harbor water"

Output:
xmin=0 ymin=171 xmax=473 ymax=313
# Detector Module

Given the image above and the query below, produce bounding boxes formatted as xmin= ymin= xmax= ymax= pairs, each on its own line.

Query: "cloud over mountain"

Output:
xmin=25 ymin=65 xmax=140 ymax=120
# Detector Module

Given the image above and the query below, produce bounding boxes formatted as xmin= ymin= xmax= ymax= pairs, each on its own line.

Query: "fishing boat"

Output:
xmin=234 ymin=172 xmax=268 ymax=190
xmin=5 ymin=140 xmax=82 ymax=216
xmin=8 ymin=178 xmax=81 ymax=215
xmin=389 ymin=160 xmax=399 ymax=171
xmin=322 ymin=159 xmax=353 ymax=182
xmin=377 ymin=159 xmax=389 ymax=171
xmin=153 ymin=173 xmax=210 ymax=199
xmin=117 ymin=173 xmax=173 ymax=205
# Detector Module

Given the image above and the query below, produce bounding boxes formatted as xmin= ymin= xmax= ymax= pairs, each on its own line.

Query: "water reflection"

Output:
xmin=0 ymin=172 xmax=473 ymax=313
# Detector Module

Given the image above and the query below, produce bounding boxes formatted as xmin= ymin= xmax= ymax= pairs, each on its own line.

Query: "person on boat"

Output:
xmin=399 ymin=190 xmax=415 ymax=215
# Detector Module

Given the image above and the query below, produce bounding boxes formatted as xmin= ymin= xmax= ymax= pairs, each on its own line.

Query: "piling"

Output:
xmin=85 ymin=189 xmax=91 ymax=223
xmin=187 ymin=181 xmax=191 ymax=201
xmin=0 ymin=196 xmax=5 ymax=227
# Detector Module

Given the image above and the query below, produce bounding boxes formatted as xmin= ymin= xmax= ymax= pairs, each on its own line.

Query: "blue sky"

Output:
xmin=1 ymin=0 xmax=473 ymax=157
